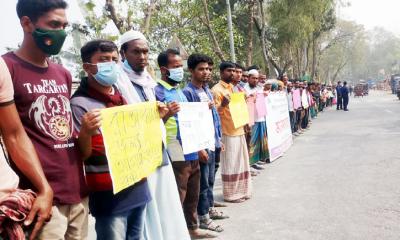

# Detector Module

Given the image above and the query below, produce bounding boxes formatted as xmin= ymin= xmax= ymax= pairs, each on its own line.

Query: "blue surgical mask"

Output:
xmin=93 ymin=62 xmax=118 ymax=87
xmin=168 ymin=67 xmax=184 ymax=82
xmin=123 ymin=59 xmax=133 ymax=71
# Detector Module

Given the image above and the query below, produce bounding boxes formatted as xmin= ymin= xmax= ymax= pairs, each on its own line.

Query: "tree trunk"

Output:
xmin=331 ymin=59 xmax=348 ymax=83
xmin=311 ymin=36 xmax=318 ymax=80
xmin=226 ymin=0 xmax=236 ymax=62
xmin=296 ymin=47 xmax=301 ymax=78
xmin=141 ymin=0 xmax=158 ymax=36
xmin=200 ymin=0 xmax=225 ymax=61
xmin=246 ymin=0 xmax=255 ymax=66
xmin=105 ymin=0 xmax=124 ymax=33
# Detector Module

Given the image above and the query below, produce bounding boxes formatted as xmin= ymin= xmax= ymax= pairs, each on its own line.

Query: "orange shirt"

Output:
xmin=211 ymin=80 xmax=245 ymax=136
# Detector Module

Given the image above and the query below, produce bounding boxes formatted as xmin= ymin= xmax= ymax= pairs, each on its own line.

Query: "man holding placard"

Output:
xmin=155 ymin=50 xmax=216 ymax=239
xmin=183 ymin=54 xmax=228 ymax=233
xmin=118 ymin=30 xmax=190 ymax=240
xmin=212 ymin=62 xmax=252 ymax=203
xmin=71 ymin=40 xmax=153 ymax=239
xmin=244 ymin=69 xmax=269 ymax=170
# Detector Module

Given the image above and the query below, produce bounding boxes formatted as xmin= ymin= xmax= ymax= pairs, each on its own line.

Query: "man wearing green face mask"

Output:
xmin=2 ymin=0 xmax=89 ymax=239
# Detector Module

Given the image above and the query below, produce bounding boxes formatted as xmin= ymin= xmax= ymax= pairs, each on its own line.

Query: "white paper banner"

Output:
xmin=178 ymin=102 xmax=215 ymax=154
xmin=265 ymin=92 xmax=293 ymax=161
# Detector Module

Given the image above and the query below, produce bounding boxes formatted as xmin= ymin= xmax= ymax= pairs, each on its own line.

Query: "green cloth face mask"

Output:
xmin=32 ymin=28 xmax=67 ymax=55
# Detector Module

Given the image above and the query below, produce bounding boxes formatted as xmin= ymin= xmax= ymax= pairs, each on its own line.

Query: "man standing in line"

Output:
xmin=205 ymin=58 xmax=227 ymax=209
xmin=244 ymin=69 xmax=268 ymax=170
xmin=155 ymin=49 xmax=216 ymax=239
xmin=258 ymin=73 xmax=267 ymax=89
xmin=118 ymin=30 xmax=190 ymax=240
xmin=336 ymin=81 xmax=343 ymax=110
xmin=342 ymin=81 xmax=350 ymax=111
xmin=183 ymin=53 xmax=228 ymax=234
xmin=71 ymin=40 xmax=151 ymax=240
xmin=287 ymin=81 xmax=296 ymax=134
xmin=212 ymin=61 xmax=252 ymax=203
xmin=0 ymin=57 xmax=53 ymax=240
xmin=3 ymin=1 xmax=88 ymax=238
xmin=232 ymin=63 xmax=245 ymax=93
xmin=240 ymin=71 xmax=249 ymax=88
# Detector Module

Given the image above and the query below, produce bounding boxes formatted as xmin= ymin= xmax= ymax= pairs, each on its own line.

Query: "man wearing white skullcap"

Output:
xmin=119 ymin=30 xmax=149 ymax=73
xmin=117 ymin=30 xmax=191 ymax=240
xmin=120 ymin=30 xmax=147 ymax=45
xmin=244 ymin=69 xmax=269 ymax=171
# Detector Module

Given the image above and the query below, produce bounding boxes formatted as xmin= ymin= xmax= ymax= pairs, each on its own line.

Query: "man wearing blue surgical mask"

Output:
xmin=70 ymin=40 xmax=152 ymax=240
xmin=155 ymin=49 xmax=216 ymax=239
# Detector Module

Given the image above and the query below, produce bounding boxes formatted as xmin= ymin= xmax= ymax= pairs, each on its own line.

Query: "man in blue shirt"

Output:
xmin=336 ymin=81 xmax=343 ymax=110
xmin=155 ymin=49 xmax=216 ymax=239
xmin=341 ymin=81 xmax=350 ymax=111
xmin=183 ymin=54 xmax=228 ymax=234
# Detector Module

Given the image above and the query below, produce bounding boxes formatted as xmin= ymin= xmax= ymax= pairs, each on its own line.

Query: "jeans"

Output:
xmin=337 ymin=96 xmax=343 ymax=109
xmin=214 ymin=147 xmax=221 ymax=175
xmin=95 ymin=204 xmax=146 ymax=240
xmin=197 ymin=150 xmax=216 ymax=217
xmin=301 ymin=109 xmax=309 ymax=129
xmin=289 ymin=111 xmax=295 ymax=133
xmin=172 ymin=160 xmax=200 ymax=230
xmin=343 ymin=96 xmax=349 ymax=110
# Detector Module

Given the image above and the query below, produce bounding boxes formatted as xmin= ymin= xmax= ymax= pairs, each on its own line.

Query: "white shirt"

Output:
xmin=287 ymin=92 xmax=294 ymax=112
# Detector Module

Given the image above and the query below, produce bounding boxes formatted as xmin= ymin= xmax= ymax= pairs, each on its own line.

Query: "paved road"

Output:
xmin=215 ymin=91 xmax=400 ymax=240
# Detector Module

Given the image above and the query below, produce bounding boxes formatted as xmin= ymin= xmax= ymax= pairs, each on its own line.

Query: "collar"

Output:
xmin=219 ymin=80 xmax=232 ymax=90
xmin=158 ymin=79 xmax=178 ymax=90
xmin=187 ymin=81 xmax=207 ymax=90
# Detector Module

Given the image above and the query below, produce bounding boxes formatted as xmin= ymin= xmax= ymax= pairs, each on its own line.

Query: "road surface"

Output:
xmin=215 ymin=91 xmax=400 ymax=240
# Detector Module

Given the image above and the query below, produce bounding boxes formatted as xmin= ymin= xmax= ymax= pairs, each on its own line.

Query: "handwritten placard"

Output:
xmin=178 ymin=102 xmax=215 ymax=154
xmin=255 ymin=93 xmax=267 ymax=118
xmin=101 ymin=102 xmax=163 ymax=194
xmin=246 ymin=95 xmax=255 ymax=126
xmin=230 ymin=92 xmax=250 ymax=128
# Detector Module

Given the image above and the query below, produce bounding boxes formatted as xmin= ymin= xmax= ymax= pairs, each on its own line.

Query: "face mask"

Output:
xmin=92 ymin=62 xmax=119 ymax=87
xmin=32 ymin=28 xmax=67 ymax=55
xmin=168 ymin=67 xmax=184 ymax=82
xmin=123 ymin=59 xmax=133 ymax=71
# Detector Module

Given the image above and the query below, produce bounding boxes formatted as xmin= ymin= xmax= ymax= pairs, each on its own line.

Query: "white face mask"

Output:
xmin=168 ymin=67 xmax=184 ymax=82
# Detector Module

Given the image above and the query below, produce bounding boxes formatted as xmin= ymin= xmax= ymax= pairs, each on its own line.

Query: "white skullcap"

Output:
xmin=248 ymin=69 xmax=259 ymax=76
xmin=119 ymin=30 xmax=147 ymax=46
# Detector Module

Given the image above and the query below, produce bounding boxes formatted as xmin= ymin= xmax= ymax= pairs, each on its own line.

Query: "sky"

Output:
xmin=0 ymin=0 xmax=400 ymax=54
xmin=339 ymin=0 xmax=400 ymax=35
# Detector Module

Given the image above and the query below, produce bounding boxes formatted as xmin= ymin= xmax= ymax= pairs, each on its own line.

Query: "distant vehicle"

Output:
xmin=354 ymin=84 xmax=364 ymax=97
xmin=354 ymin=83 xmax=369 ymax=97
xmin=390 ymin=74 xmax=400 ymax=94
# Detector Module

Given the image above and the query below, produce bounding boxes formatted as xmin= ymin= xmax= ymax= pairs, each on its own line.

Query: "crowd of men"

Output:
xmin=0 ymin=1 xmax=350 ymax=240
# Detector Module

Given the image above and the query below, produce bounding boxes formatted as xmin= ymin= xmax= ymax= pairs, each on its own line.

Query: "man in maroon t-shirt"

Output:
xmin=2 ymin=0 xmax=88 ymax=239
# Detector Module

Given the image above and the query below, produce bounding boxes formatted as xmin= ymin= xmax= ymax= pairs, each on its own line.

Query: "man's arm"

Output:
xmin=76 ymin=109 xmax=102 ymax=161
xmin=0 ymin=103 xmax=53 ymax=240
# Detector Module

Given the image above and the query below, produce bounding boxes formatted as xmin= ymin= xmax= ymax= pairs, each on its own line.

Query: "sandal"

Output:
xmin=225 ymin=198 xmax=245 ymax=203
xmin=213 ymin=201 xmax=227 ymax=207
xmin=209 ymin=208 xmax=229 ymax=220
xmin=189 ymin=229 xmax=218 ymax=239
xmin=200 ymin=219 xmax=224 ymax=232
